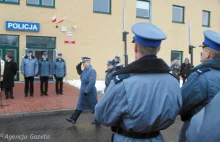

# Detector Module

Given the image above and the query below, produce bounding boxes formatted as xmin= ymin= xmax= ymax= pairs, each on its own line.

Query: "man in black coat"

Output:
xmin=3 ymin=54 xmax=18 ymax=99
xmin=180 ymin=58 xmax=192 ymax=84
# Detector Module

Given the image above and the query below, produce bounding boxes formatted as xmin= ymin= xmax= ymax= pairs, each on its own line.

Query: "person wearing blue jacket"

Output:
xmin=104 ymin=61 xmax=115 ymax=93
xmin=186 ymin=91 xmax=220 ymax=142
xmin=21 ymin=50 xmax=38 ymax=97
xmin=179 ymin=30 xmax=220 ymax=142
xmin=52 ymin=52 xmax=66 ymax=95
xmin=39 ymin=52 xmax=51 ymax=96
xmin=66 ymin=57 xmax=98 ymax=124
xmin=95 ymin=22 xmax=182 ymax=142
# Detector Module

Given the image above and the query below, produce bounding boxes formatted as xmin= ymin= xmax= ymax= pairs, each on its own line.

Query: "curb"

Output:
xmin=0 ymin=109 xmax=74 ymax=120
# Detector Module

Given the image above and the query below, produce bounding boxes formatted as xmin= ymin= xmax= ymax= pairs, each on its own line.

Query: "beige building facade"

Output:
xmin=0 ymin=0 xmax=220 ymax=81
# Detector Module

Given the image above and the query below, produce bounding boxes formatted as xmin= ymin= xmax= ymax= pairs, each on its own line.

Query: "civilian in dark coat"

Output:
xmin=180 ymin=58 xmax=191 ymax=84
xmin=3 ymin=54 xmax=18 ymax=99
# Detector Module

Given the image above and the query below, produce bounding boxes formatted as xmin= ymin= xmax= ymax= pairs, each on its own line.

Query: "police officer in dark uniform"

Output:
xmin=104 ymin=61 xmax=115 ymax=92
xmin=39 ymin=52 xmax=51 ymax=96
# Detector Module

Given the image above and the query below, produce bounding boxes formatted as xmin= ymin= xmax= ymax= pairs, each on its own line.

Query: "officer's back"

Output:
xmin=95 ymin=22 xmax=182 ymax=142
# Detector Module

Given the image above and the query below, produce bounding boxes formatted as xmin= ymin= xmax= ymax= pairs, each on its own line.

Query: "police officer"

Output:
xmin=104 ymin=61 xmax=115 ymax=92
xmin=112 ymin=56 xmax=120 ymax=67
xmin=186 ymin=91 xmax=220 ymax=142
xmin=179 ymin=30 xmax=220 ymax=142
xmin=66 ymin=57 xmax=98 ymax=124
xmin=21 ymin=50 xmax=38 ymax=97
xmin=95 ymin=22 xmax=182 ymax=142
xmin=52 ymin=52 xmax=66 ymax=95
xmin=39 ymin=52 xmax=51 ymax=96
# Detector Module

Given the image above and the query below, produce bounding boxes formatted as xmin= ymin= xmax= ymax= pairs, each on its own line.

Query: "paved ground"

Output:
xmin=0 ymin=82 xmax=101 ymax=114
xmin=0 ymin=112 xmax=183 ymax=142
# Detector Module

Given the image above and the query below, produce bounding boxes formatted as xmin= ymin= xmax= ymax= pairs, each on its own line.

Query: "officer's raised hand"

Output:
xmin=76 ymin=62 xmax=82 ymax=75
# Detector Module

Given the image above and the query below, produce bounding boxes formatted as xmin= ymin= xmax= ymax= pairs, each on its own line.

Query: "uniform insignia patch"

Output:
xmin=195 ymin=67 xmax=211 ymax=75
xmin=113 ymin=74 xmax=131 ymax=84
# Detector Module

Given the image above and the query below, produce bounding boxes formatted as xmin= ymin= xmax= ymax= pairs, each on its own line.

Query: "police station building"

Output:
xmin=0 ymin=0 xmax=220 ymax=81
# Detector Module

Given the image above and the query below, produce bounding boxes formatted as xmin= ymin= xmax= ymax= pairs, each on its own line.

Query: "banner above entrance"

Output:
xmin=5 ymin=21 xmax=40 ymax=32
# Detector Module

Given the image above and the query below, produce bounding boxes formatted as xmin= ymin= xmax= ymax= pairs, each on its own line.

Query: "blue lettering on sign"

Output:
xmin=6 ymin=21 xmax=40 ymax=32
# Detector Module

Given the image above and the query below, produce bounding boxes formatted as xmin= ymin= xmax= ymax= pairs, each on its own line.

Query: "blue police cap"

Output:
xmin=115 ymin=56 xmax=120 ymax=59
xmin=132 ymin=22 xmax=167 ymax=48
xmin=27 ymin=50 xmax=32 ymax=53
xmin=107 ymin=61 xmax=114 ymax=66
xmin=57 ymin=52 xmax=62 ymax=56
xmin=82 ymin=57 xmax=91 ymax=62
xmin=42 ymin=52 xmax=47 ymax=56
xmin=199 ymin=30 xmax=220 ymax=51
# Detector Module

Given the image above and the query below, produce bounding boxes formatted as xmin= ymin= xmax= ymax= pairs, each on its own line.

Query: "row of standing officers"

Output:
xmin=65 ymin=22 xmax=220 ymax=142
xmin=2 ymin=51 xmax=67 ymax=99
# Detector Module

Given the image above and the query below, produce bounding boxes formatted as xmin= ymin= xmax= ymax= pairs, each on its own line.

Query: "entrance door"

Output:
xmin=30 ymin=49 xmax=55 ymax=80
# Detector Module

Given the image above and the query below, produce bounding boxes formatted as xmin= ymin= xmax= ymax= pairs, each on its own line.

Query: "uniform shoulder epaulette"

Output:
xmin=113 ymin=74 xmax=131 ymax=84
xmin=195 ymin=67 xmax=211 ymax=75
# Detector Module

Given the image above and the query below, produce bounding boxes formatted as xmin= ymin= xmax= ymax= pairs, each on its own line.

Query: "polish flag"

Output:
xmin=51 ymin=16 xmax=56 ymax=23
xmin=57 ymin=16 xmax=67 ymax=24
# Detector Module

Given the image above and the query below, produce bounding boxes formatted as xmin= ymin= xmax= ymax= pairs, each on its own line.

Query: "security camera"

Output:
xmin=72 ymin=26 xmax=77 ymax=29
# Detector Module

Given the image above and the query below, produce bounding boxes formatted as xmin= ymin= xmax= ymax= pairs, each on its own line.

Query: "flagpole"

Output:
xmin=122 ymin=0 xmax=129 ymax=66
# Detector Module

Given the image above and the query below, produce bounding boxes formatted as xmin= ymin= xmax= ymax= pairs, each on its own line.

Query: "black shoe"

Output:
xmin=56 ymin=92 xmax=59 ymax=95
xmin=44 ymin=93 xmax=48 ymax=96
xmin=66 ymin=118 xmax=76 ymax=124
xmin=30 ymin=94 xmax=33 ymax=97
xmin=60 ymin=92 xmax=63 ymax=95
xmin=10 ymin=96 xmax=14 ymax=99
xmin=25 ymin=94 xmax=28 ymax=97
xmin=5 ymin=96 xmax=9 ymax=99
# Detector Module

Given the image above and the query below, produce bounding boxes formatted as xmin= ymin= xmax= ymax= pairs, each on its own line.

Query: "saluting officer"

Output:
xmin=66 ymin=57 xmax=98 ymax=124
xmin=39 ymin=52 xmax=51 ymax=96
xmin=179 ymin=30 xmax=220 ymax=142
xmin=21 ymin=50 xmax=38 ymax=97
xmin=95 ymin=22 xmax=182 ymax=142
xmin=52 ymin=52 xmax=66 ymax=95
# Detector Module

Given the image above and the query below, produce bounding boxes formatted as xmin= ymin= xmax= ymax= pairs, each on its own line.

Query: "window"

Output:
xmin=172 ymin=5 xmax=184 ymax=23
xmin=27 ymin=0 xmax=55 ymax=8
xmin=0 ymin=0 xmax=19 ymax=4
xmin=93 ymin=0 xmax=111 ymax=14
xmin=0 ymin=35 xmax=19 ymax=47
xmin=202 ymin=10 xmax=210 ymax=27
xmin=136 ymin=0 xmax=150 ymax=19
xmin=26 ymin=36 xmax=56 ymax=49
xmin=171 ymin=51 xmax=183 ymax=66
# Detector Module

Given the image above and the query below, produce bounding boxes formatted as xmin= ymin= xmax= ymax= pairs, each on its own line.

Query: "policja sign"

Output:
xmin=5 ymin=21 xmax=40 ymax=32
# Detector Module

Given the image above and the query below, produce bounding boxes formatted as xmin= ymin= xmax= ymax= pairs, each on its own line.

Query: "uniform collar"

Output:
xmin=193 ymin=58 xmax=220 ymax=71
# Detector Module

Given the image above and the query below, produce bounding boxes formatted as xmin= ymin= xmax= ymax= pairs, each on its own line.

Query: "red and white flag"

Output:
xmin=51 ymin=16 xmax=56 ymax=23
xmin=57 ymin=16 xmax=67 ymax=24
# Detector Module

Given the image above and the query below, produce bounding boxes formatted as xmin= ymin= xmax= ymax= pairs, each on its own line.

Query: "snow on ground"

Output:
xmin=67 ymin=80 xmax=105 ymax=94
xmin=67 ymin=79 xmax=183 ymax=95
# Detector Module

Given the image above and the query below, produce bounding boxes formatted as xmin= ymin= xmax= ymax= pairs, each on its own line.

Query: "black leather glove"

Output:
xmin=84 ymin=93 xmax=89 ymax=96
xmin=76 ymin=62 xmax=82 ymax=75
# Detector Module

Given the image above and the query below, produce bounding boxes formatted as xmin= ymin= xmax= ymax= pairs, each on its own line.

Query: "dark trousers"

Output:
xmin=183 ymin=77 xmax=187 ymax=84
xmin=40 ymin=76 xmax=49 ymax=94
xmin=25 ymin=77 xmax=34 ymax=96
xmin=56 ymin=77 xmax=63 ymax=93
xmin=70 ymin=110 xmax=82 ymax=121
xmin=5 ymin=88 xmax=13 ymax=97
xmin=1 ymin=81 xmax=4 ymax=91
